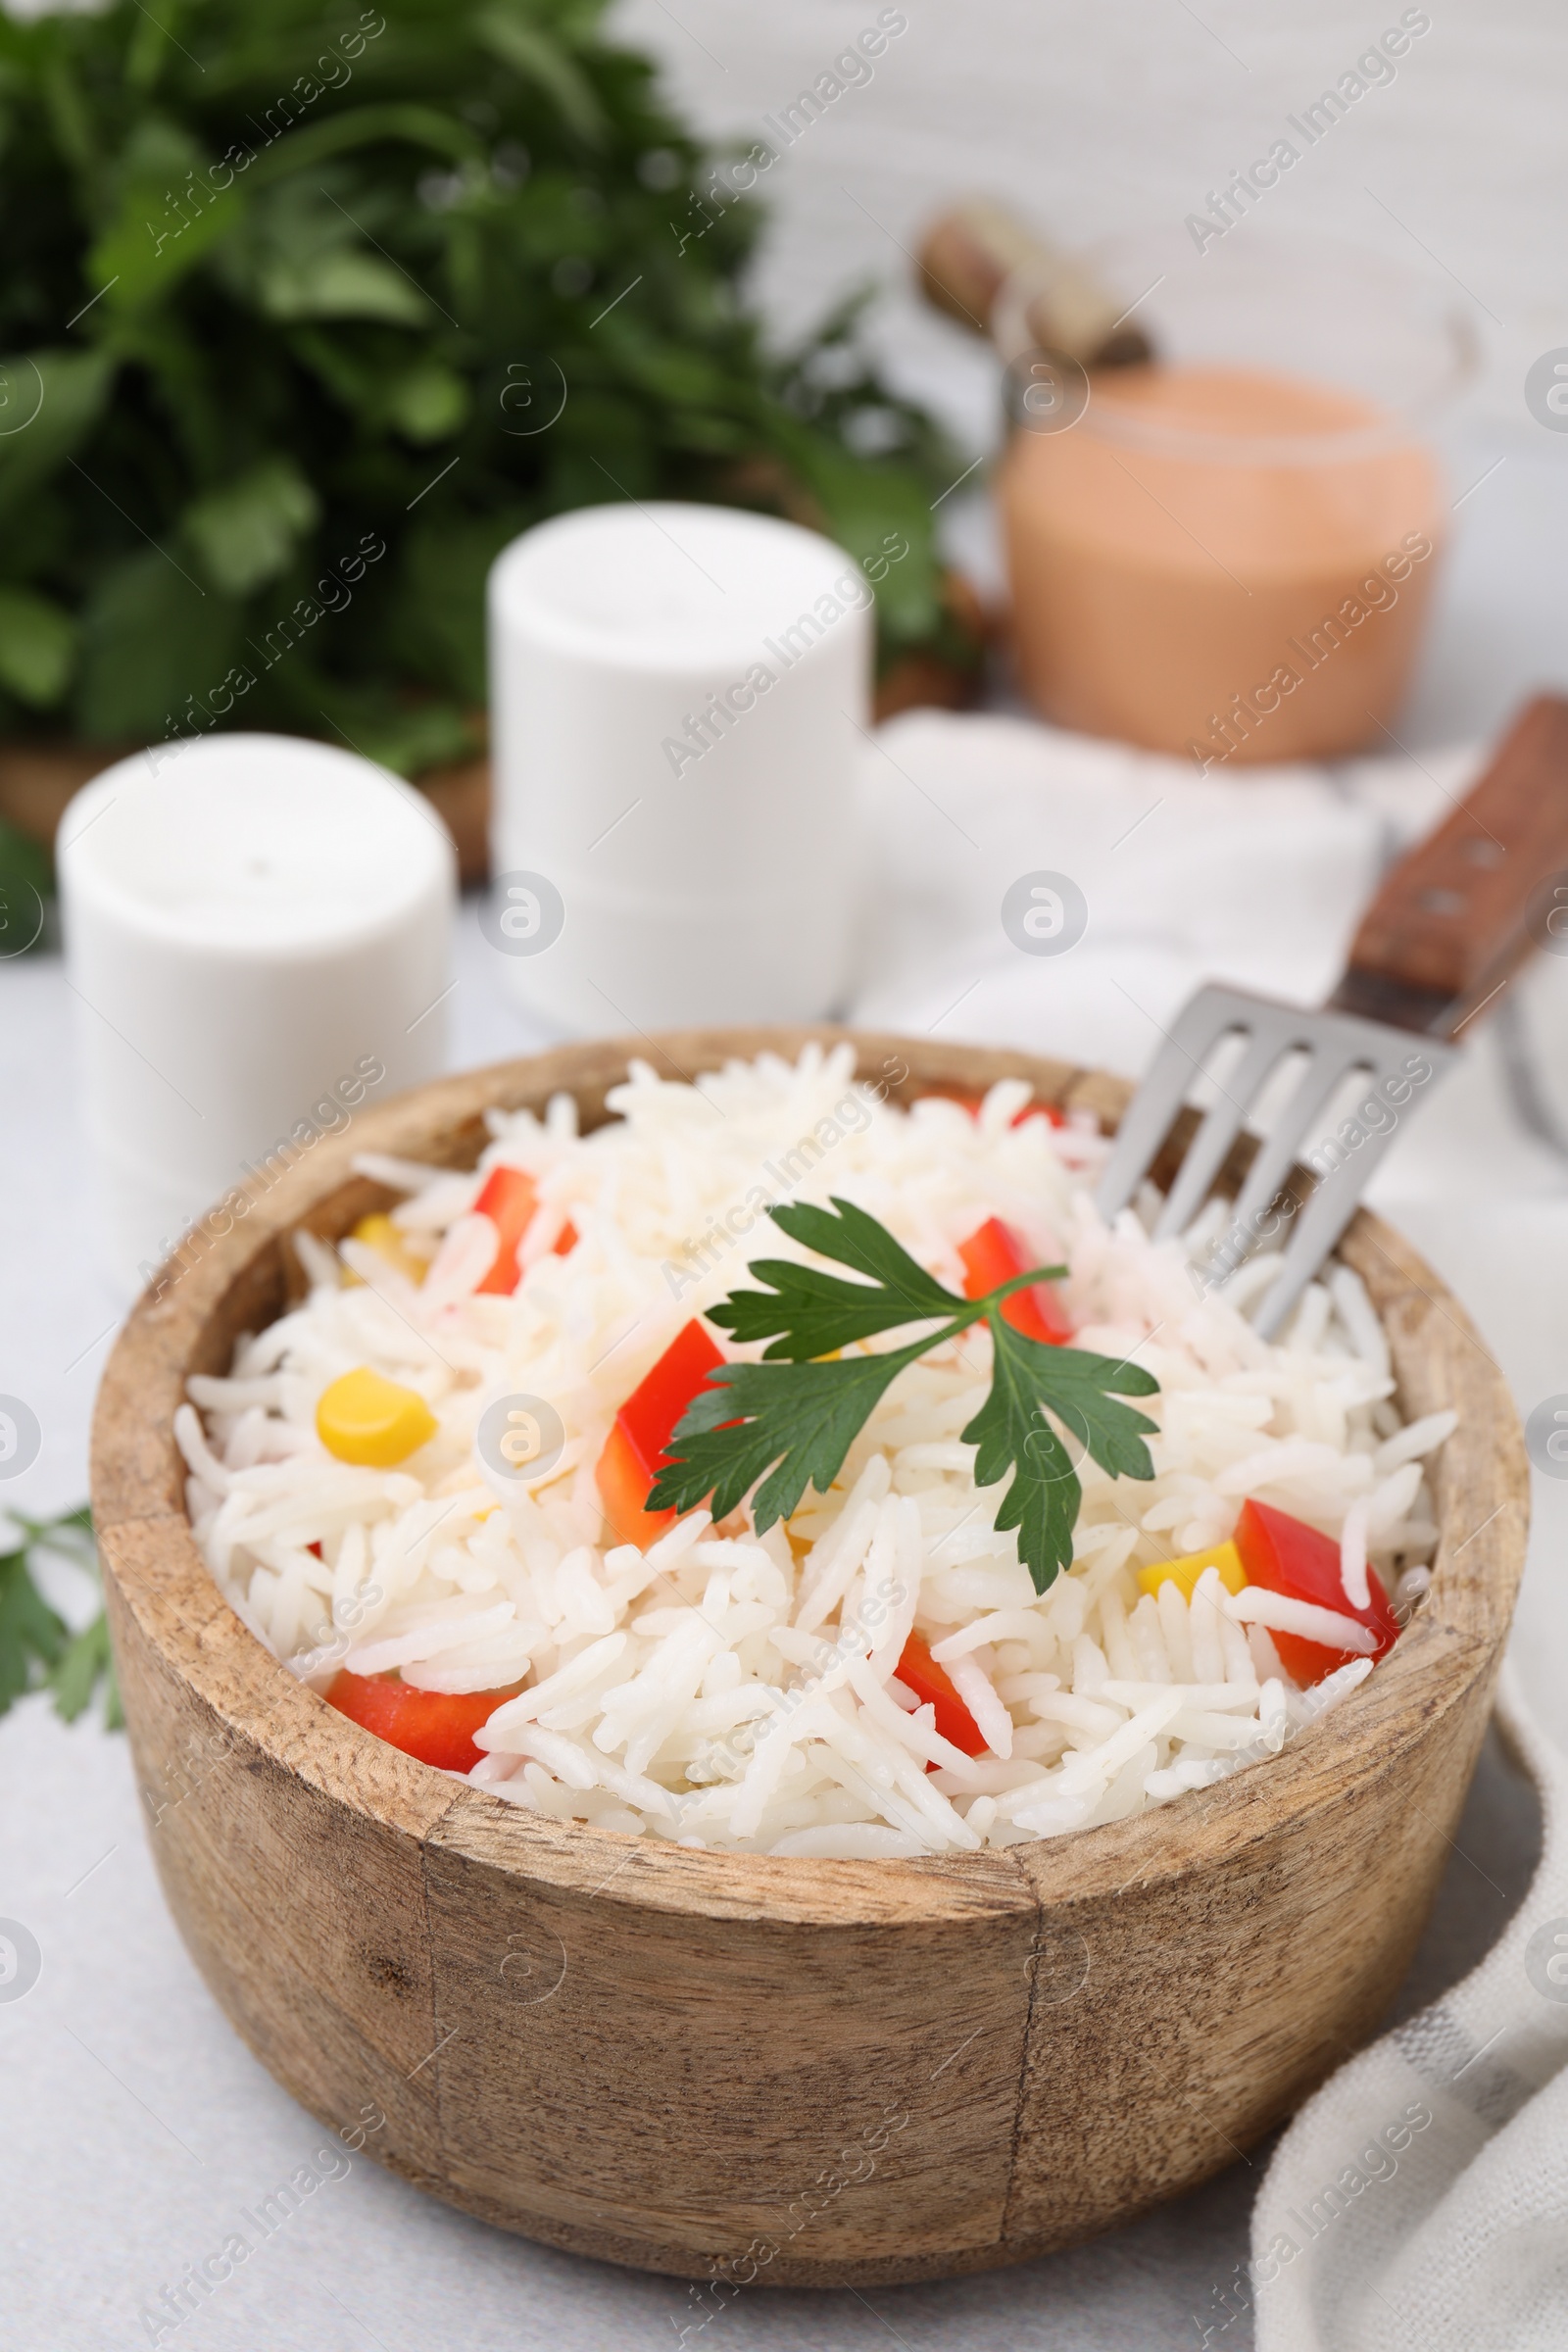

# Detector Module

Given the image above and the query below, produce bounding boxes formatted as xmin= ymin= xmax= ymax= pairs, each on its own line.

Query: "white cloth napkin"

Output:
xmin=1252 ymin=1664 xmax=1568 ymax=2352
xmin=848 ymin=710 xmax=1567 ymax=2348
xmin=848 ymin=710 xmax=1470 ymax=1077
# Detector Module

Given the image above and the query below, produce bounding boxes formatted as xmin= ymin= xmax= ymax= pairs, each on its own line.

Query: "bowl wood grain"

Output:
xmin=89 ymin=1027 xmax=1527 ymax=2286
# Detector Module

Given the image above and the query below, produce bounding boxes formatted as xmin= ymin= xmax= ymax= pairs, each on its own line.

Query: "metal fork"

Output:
xmin=1096 ymin=695 xmax=1568 ymax=1339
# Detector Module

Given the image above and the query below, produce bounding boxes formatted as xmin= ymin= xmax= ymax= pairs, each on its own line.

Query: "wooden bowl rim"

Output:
xmin=91 ymin=1023 xmax=1529 ymax=1929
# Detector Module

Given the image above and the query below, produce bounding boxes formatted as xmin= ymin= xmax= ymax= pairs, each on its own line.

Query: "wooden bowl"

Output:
xmin=90 ymin=1027 xmax=1527 ymax=2288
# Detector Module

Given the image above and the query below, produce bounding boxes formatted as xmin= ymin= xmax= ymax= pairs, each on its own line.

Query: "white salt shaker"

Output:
xmin=58 ymin=732 xmax=455 ymax=1291
xmin=486 ymin=502 xmax=873 ymax=1032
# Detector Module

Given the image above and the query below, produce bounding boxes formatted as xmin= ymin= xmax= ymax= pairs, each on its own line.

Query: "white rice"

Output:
xmin=179 ymin=1045 xmax=1449 ymax=1856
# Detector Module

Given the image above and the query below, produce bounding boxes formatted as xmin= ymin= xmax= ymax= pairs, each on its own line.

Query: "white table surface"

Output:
xmin=6 ymin=428 xmax=1568 ymax=2347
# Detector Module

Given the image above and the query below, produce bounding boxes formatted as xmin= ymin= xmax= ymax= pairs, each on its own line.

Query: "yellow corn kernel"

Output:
xmin=317 ymin=1368 xmax=438 ymax=1466
xmin=1137 ymin=1539 xmax=1247 ymax=1604
xmin=342 ymin=1211 xmax=426 ymax=1289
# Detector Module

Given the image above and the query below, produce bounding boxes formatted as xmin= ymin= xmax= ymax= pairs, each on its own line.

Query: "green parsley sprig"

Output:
xmin=647 ymin=1200 xmax=1159 ymax=1592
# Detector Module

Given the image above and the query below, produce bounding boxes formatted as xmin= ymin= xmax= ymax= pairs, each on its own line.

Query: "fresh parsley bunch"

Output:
xmin=649 ymin=1200 xmax=1160 ymax=1592
xmin=0 ymin=0 xmax=963 ymax=778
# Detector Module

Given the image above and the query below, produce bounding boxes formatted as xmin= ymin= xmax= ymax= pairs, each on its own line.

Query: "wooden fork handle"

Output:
xmin=1332 ymin=694 xmax=1568 ymax=1038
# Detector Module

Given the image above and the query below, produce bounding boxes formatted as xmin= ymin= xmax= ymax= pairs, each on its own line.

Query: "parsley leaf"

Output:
xmin=710 ymin=1198 xmax=957 ymax=1359
xmin=0 ymin=1543 xmax=68 ymax=1715
xmin=649 ymin=1199 xmax=1160 ymax=1591
xmin=0 ymin=1505 xmax=120 ymax=1728
xmin=49 ymin=1611 xmax=122 ymax=1729
xmin=657 ymin=1341 xmax=933 ymax=1526
xmin=964 ymin=1324 xmax=1159 ymax=1592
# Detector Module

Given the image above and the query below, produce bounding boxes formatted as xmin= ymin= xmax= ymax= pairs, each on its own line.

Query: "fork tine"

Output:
xmin=1249 ymin=1132 xmax=1403 ymax=1340
xmin=1225 ymin=1046 xmax=1370 ymax=1248
xmin=1095 ymin=986 xmax=1252 ymax=1222
xmin=1152 ymin=1024 xmax=1293 ymax=1240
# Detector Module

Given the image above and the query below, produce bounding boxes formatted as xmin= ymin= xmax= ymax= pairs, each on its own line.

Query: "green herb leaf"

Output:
xmin=476 ymin=6 xmax=609 ymax=144
xmin=383 ymin=361 xmax=470 ymax=444
xmin=0 ymin=1543 xmax=68 ymax=1714
xmin=0 ymin=585 xmax=77 ymax=706
xmin=0 ymin=347 xmax=116 ymax=522
xmin=75 ymin=551 xmax=241 ymax=738
xmin=651 ymin=1201 xmax=1160 ymax=1589
xmin=0 ymin=1504 xmax=120 ymax=1728
xmin=49 ymin=1610 xmax=121 ymax=1728
xmin=710 ymin=1197 xmax=957 ymax=1360
xmin=183 ymin=457 xmax=319 ymax=596
xmin=650 ymin=1341 xmax=930 ymax=1528
xmin=964 ymin=1323 xmax=1158 ymax=1592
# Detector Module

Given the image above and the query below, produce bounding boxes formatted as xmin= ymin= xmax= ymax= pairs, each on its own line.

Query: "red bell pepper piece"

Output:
xmin=323 ymin=1670 xmax=521 ymax=1774
xmin=1233 ymin=1497 xmax=1400 ymax=1687
xmin=472 ymin=1165 xmax=577 ymax=1296
xmin=894 ymin=1634 xmax=987 ymax=1757
xmin=596 ymin=1319 xmax=726 ymax=1549
xmin=957 ymin=1216 xmax=1073 ymax=1346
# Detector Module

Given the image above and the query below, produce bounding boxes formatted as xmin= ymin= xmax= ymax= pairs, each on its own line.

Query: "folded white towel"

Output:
xmin=1252 ymin=1662 xmax=1568 ymax=2351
